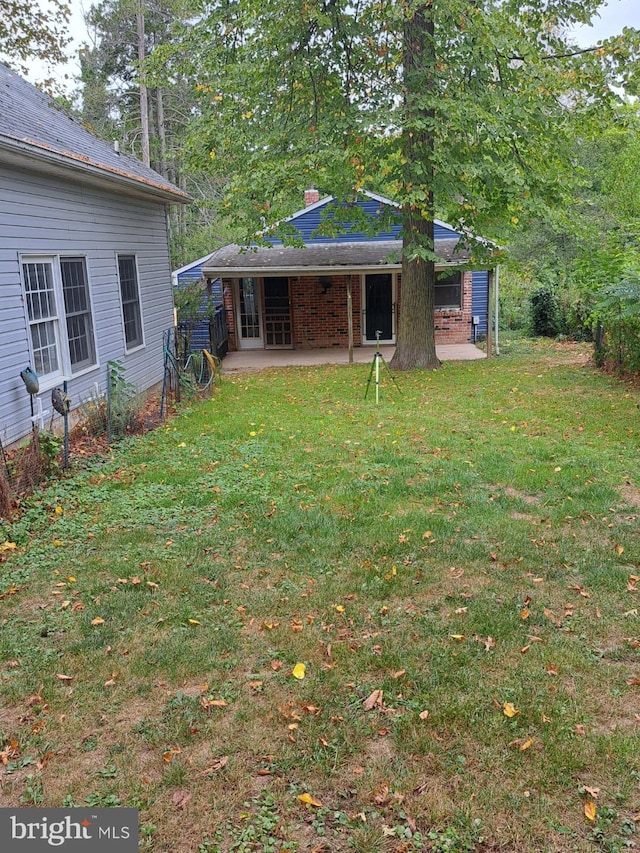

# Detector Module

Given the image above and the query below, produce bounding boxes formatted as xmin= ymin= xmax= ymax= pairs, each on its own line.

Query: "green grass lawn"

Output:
xmin=1 ymin=339 xmax=639 ymax=852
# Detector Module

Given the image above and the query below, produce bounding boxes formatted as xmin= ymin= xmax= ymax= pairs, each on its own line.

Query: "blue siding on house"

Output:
xmin=276 ymin=196 xmax=463 ymax=244
xmin=173 ymin=257 xmax=223 ymax=354
xmin=471 ymin=270 xmax=490 ymax=338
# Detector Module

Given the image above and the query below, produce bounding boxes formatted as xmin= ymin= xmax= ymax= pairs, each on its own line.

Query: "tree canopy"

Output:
xmin=146 ymin=0 xmax=639 ymax=367
xmin=0 ymin=0 xmax=71 ymax=70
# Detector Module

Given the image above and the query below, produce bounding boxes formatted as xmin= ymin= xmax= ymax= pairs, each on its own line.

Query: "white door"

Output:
xmin=235 ymin=277 xmax=264 ymax=349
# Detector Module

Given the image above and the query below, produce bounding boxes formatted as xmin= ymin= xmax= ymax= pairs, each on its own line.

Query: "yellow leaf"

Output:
xmin=449 ymin=634 xmax=466 ymax=642
xmin=67 ymin=576 xmax=76 ymax=583
xmin=55 ymin=506 xmax=63 ymax=515
xmin=0 ymin=541 xmax=17 ymax=552
xmin=292 ymin=663 xmax=306 ymax=680
xmin=584 ymin=801 xmax=596 ymax=822
xmin=91 ymin=617 xmax=105 ymax=626
xmin=520 ymin=737 xmax=534 ymax=751
xmin=503 ymin=702 xmax=519 ymax=718
xmin=297 ymin=792 xmax=322 ymax=808
xmin=188 ymin=619 xmax=201 ymax=626
xmin=53 ymin=540 xmax=64 ymax=547
xmin=334 ymin=604 xmax=345 ymax=613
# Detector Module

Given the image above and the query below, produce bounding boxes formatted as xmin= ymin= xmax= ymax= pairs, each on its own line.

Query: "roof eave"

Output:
xmin=203 ymin=260 xmax=467 ymax=277
xmin=0 ymin=135 xmax=191 ymax=204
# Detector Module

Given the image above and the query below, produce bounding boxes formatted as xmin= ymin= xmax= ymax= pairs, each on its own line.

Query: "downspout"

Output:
xmin=494 ymin=265 xmax=500 ymax=356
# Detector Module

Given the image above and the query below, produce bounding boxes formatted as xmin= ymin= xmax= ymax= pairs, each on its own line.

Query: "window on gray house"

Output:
xmin=117 ymin=255 xmax=144 ymax=350
xmin=435 ymin=271 xmax=462 ymax=309
xmin=22 ymin=256 xmax=97 ymax=382
xmin=60 ymin=257 xmax=96 ymax=371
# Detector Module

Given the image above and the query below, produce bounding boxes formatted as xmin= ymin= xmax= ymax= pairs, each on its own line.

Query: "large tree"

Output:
xmin=156 ymin=0 xmax=638 ymax=367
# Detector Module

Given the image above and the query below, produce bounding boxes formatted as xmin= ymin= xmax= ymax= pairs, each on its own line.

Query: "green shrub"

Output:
xmin=529 ymin=286 xmax=564 ymax=337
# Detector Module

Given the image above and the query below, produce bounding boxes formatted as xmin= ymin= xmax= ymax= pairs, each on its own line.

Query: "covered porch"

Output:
xmin=221 ymin=342 xmax=485 ymax=372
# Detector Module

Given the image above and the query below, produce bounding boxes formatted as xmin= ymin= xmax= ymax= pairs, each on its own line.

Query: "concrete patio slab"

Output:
xmin=221 ymin=343 xmax=485 ymax=372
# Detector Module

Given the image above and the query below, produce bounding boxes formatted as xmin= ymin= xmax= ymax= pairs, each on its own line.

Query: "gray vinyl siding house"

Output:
xmin=0 ymin=63 xmax=189 ymax=447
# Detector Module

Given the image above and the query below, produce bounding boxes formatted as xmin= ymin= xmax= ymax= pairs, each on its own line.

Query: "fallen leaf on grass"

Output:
xmin=91 ymin=617 xmax=105 ymax=626
xmin=584 ymin=801 xmax=596 ymax=822
xmin=626 ymin=677 xmax=640 ymax=686
xmin=204 ymin=756 xmax=229 ymax=774
xmin=520 ymin=737 xmax=534 ymax=751
xmin=419 ymin=710 xmax=430 ymax=720
xmin=298 ymin=792 xmax=322 ymax=808
xmin=172 ymin=790 xmax=191 ymax=809
xmin=56 ymin=674 xmax=73 ymax=681
xmin=187 ymin=619 xmax=201 ymax=626
xmin=363 ymin=689 xmax=384 ymax=711
xmin=292 ymin=663 xmax=306 ymax=680
xmin=163 ymin=748 xmax=181 ymax=763
xmin=35 ymin=752 xmax=53 ymax=771
xmin=201 ymin=697 xmax=227 ymax=710
xmin=503 ymin=702 xmax=519 ymax=718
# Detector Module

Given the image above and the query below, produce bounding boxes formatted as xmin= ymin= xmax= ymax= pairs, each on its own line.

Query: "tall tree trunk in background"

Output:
xmin=156 ymin=86 xmax=167 ymax=178
xmin=390 ymin=1 xmax=439 ymax=370
xmin=136 ymin=0 xmax=150 ymax=166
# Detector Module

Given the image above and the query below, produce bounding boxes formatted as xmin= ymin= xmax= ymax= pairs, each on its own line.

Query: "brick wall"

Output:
xmin=290 ymin=274 xmax=361 ymax=349
xmin=433 ymin=271 xmax=473 ymax=344
xmin=223 ymin=270 xmax=473 ymax=351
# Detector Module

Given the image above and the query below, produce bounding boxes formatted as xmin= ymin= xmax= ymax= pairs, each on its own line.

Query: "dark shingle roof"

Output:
xmin=0 ymin=63 xmax=189 ymax=204
xmin=203 ymin=238 xmax=472 ymax=276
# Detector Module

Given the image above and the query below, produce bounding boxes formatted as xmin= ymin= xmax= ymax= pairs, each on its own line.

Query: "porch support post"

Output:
xmin=486 ymin=269 xmax=494 ymax=358
xmin=347 ymin=275 xmax=354 ymax=364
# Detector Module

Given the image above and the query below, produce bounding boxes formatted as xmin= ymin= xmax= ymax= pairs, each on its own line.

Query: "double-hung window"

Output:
xmin=435 ymin=271 xmax=462 ymax=309
xmin=117 ymin=255 xmax=144 ymax=350
xmin=22 ymin=256 xmax=96 ymax=384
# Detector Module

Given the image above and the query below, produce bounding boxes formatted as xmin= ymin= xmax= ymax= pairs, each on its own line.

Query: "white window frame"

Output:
xmin=21 ymin=254 xmax=98 ymax=389
xmin=117 ymin=254 xmax=145 ymax=352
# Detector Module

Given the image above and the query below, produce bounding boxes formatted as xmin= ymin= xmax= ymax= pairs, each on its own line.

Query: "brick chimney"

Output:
xmin=304 ymin=186 xmax=320 ymax=207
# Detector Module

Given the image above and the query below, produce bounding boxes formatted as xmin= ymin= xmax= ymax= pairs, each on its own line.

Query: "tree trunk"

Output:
xmin=156 ymin=86 xmax=167 ymax=178
xmin=390 ymin=0 xmax=440 ymax=371
xmin=137 ymin=0 xmax=150 ymax=167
